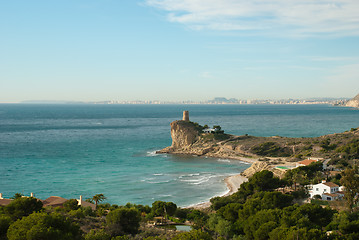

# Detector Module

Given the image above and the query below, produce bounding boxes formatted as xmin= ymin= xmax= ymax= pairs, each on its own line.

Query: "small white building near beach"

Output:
xmin=203 ymin=128 xmax=215 ymax=133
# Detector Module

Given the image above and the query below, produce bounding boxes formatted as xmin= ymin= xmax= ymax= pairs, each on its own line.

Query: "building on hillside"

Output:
xmin=77 ymin=195 xmax=96 ymax=210
xmin=43 ymin=195 xmax=96 ymax=210
xmin=0 ymin=193 xmax=95 ymax=210
xmin=296 ymin=159 xmax=319 ymax=168
xmin=308 ymin=180 xmax=344 ymax=201
xmin=0 ymin=193 xmax=12 ymax=206
xmin=0 ymin=192 xmax=35 ymax=206
xmin=42 ymin=196 xmax=68 ymax=208
xmin=203 ymin=128 xmax=215 ymax=133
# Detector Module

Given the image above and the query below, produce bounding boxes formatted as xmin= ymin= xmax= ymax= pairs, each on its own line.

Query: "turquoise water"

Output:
xmin=0 ymin=104 xmax=358 ymax=206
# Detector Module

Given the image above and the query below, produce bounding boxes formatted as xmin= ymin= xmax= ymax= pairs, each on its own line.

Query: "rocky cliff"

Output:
xmin=157 ymin=115 xmax=359 ymax=178
xmin=346 ymin=93 xmax=359 ymax=108
xmin=157 ymin=120 xmax=201 ymax=153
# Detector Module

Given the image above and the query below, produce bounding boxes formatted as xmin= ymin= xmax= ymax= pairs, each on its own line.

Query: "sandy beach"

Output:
xmin=187 ymin=173 xmax=248 ymax=209
xmin=184 ymin=154 xmax=298 ymax=209
xmin=224 ymin=174 xmax=248 ymax=197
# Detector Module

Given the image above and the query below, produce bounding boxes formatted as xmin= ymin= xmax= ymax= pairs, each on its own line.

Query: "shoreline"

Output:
xmin=184 ymin=156 xmax=295 ymax=210
xmin=186 ymin=158 xmax=250 ymax=210
xmin=160 ymin=152 xmax=295 ymax=209
xmin=186 ymin=173 xmax=248 ymax=209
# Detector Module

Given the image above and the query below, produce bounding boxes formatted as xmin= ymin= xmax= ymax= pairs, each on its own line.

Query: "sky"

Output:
xmin=1 ymin=0 xmax=359 ymax=102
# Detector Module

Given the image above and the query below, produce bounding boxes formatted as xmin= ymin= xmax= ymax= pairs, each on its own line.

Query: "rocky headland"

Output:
xmin=346 ymin=93 xmax=359 ymax=108
xmin=157 ymin=113 xmax=359 ymax=178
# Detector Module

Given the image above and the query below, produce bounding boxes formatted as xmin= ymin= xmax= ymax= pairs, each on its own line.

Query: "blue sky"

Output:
xmin=1 ymin=0 xmax=359 ymax=102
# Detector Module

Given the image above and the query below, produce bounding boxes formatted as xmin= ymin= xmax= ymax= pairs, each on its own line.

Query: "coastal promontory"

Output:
xmin=158 ymin=111 xmax=359 ymax=177
xmin=346 ymin=93 xmax=359 ymax=108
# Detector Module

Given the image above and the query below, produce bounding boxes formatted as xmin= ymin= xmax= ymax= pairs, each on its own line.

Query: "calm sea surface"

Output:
xmin=0 ymin=104 xmax=358 ymax=206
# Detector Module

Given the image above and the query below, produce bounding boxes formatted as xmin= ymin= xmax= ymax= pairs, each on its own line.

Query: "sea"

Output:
xmin=0 ymin=104 xmax=358 ymax=207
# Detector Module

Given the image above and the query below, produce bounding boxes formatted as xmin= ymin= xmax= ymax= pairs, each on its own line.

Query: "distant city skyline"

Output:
xmin=1 ymin=0 xmax=359 ymax=103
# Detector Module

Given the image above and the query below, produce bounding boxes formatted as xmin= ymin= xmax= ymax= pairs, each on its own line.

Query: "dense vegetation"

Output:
xmin=2 ymin=166 xmax=359 ymax=239
xmin=214 ymin=127 xmax=359 ymax=161
xmin=2 ymin=122 xmax=359 ymax=240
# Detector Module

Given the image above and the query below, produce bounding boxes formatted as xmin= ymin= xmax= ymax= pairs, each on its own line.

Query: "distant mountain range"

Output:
xmin=19 ymin=96 xmax=357 ymax=106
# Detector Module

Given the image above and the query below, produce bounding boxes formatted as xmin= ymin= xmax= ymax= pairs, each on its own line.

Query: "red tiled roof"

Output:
xmin=323 ymin=182 xmax=339 ymax=188
xmin=80 ymin=201 xmax=96 ymax=210
xmin=42 ymin=196 xmax=68 ymax=207
xmin=297 ymin=159 xmax=318 ymax=166
xmin=0 ymin=198 xmax=13 ymax=206
xmin=323 ymin=193 xmax=339 ymax=197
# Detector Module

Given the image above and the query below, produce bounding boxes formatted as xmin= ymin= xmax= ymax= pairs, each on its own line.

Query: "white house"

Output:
xmin=308 ymin=180 xmax=344 ymax=201
xmin=203 ymin=128 xmax=215 ymax=133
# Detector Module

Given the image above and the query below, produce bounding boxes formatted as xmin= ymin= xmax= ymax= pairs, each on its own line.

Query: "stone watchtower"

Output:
xmin=183 ymin=111 xmax=189 ymax=121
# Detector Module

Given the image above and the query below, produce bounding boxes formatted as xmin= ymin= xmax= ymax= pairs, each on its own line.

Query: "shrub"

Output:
xmin=84 ymin=229 xmax=111 ymax=240
xmin=251 ymin=142 xmax=291 ymax=157
xmin=63 ymin=199 xmax=80 ymax=212
xmin=7 ymin=212 xmax=82 ymax=240
xmin=106 ymin=208 xmax=141 ymax=236
xmin=5 ymin=197 xmax=43 ymax=220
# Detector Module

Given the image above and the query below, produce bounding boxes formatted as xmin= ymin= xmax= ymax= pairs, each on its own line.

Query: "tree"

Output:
xmin=106 ymin=208 xmax=141 ymax=236
xmin=341 ymin=168 xmax=359 ymax=212
xmin=207 ymin=214 xmax=233 ymax=238
xmin=7 ymin=212 xmax=82 ymax=240
xmin=213 ymin=125 xmax=221 ymax=131
xmin=84 ymin=229 xmax=111 ymax=240
xmin=10 ymin=193 xmax=23 ymax=200
xmin=186 ymin=210 xmax=208 ymax=230
xmin=63 ymin=199 xmax=80 ymax=212
xmin=290 ymin=204 xmax=335 ymax=229
xmin=249 ymin=170 xmax=282 ymax=192
xmin=91 ymin=194 xmax=106 ymax=209
xmin=0 ymin=215 xmax=12 ymax=239
xmin=5 ymin=197 xmax=43 ymax=220
xmin=151 ymin=201 xmax=177 ymax=217
xmin=171 ymin=229 xmax=212 ymax=240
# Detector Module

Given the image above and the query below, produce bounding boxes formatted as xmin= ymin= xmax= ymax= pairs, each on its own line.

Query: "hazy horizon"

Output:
xmin=1 ymin=1 xmax=359 ymax=102
xmin=0 ymin=96 xmax=352 ymax=104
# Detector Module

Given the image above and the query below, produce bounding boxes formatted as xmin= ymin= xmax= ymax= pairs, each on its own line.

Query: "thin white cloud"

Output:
xmin=198 ymin=71 xmax=214 ymax=79
xmin=145 ymin=0 xmax=359 ymax=36
xmin=310 ymin=56 xmax=359 ymax=61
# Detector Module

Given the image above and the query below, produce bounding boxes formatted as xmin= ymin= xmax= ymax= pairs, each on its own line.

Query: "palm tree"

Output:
xmin=92 ymin=194 xmax=106 ymax=209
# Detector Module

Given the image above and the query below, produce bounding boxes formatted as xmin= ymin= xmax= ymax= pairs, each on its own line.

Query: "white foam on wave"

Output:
xmin=146 ymin=150 xmax=159 ymax=157
xmin=219 ymin=189 xmax=231 ymax=197
xmin=179 ymin=173 xmax=200 ymax=179
xmin=239 ymin=160 xmax=252 ymax=164
xmin=179 ymin=173 xmax=225 ymax=185
xmin=159 ymin=194 xmax=173 ymax=197
xmin=185 ymin=200 xmax=208 ymax=208
xmin=217 ymin=159 xmax=231 ymax=163
xmin=180 ymin=176 xmax=208 ymax=183
xmin=147 ymin=180 xmax=171 ymax=184
xmin=153 ymin=173 xmax=164 ymax=176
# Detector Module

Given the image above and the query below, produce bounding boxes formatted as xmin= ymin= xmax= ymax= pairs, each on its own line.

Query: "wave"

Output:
xmin=140 ymin=177 xmax=155 ymax=182
xmin=179 ymin=173 xmax=218 ymax=185
xmin=240 ymin=161 xmax=251 ymax=165
xmin=159 ymin=194 xmax=173 ymax=197
xmin=147 ymin=180 xmax=172 ymax=184
xmin=179 ymin=173 xmax=200 ymax=179
xmin=146 ymin=150 xmax=159 ymax=157
xmin=217 ymin=159 xmax=231 ymax=163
